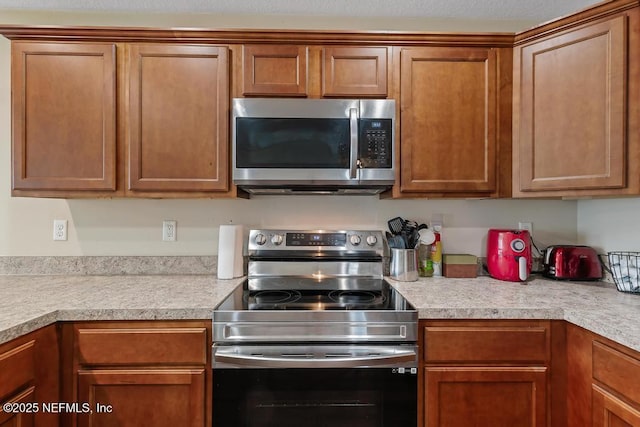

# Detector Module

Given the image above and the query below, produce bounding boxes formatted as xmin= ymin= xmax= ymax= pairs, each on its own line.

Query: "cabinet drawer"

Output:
xmin=593 ymin=341 xmax=640 ymax=405
xmin=424 ymin=325 xmax=548 ymax=363
xmin=0 ymin=341 xmax=35 ymax=400
xmin=76 ymin=327 xmax=207 ymax=366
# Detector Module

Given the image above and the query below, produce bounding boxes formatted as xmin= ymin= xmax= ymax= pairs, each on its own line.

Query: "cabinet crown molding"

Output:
xmin=0 ymin=25 xmax=514 ymax=46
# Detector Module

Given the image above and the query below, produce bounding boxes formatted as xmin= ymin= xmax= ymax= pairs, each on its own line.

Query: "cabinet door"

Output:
xmin=127 ymin=44 xmax=229 ymax=192
xmin=424 ymin=367 xmax=547 ymax=427
xmin=77 ymin=369 xmax=205 ymax=427
xmin=0 ymin=387 xmax=35 ymax=427
xmin=322 ymin=47 xmax=387 ymax=97
xmin=593 ymin=385 xmax=640 ymax=427
xmin=399 ymin=47 xmax=497 ymax=193
xmin=11 ymin=42 xmax=116 ymax=192
xmin=515 ymin=16 xmax=627 ymax=193
xmin=242 ymin=45 xmax=308 ymax=96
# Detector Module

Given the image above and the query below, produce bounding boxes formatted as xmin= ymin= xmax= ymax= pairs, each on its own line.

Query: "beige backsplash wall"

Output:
xmin=0 ymin=10 xmax=581 ymax=257
xmin=577 ymin=199 xmax=640 ymax=253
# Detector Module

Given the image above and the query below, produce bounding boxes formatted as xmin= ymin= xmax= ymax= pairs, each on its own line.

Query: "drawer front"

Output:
xmin=593 ymin=341 xmax=640 ymax=405
xmin=0 ymin=341 xmax=35 ymax=400
xmin=76 ymin=327 xmax=207 ymax=366
xmin=424 ymin=325 xmax=549 ymax=363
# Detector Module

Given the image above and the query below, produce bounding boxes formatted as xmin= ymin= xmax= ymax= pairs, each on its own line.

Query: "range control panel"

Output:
xmin=248 ymin=229 xmax=384 ymax=254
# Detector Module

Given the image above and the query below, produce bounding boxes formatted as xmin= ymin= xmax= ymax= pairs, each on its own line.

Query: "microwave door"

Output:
xmin=234 ymin=123 xmax=357 ymax=185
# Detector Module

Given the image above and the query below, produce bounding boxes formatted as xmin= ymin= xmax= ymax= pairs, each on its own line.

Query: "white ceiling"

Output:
xmin=0 ymin=0 xmax=602 ymax=23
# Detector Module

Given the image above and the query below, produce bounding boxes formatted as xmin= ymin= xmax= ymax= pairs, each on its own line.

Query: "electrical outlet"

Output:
xmin=163 ymin=220 xmax=177 ymax=242
xmin=518 ymin=222 xmax=533 ymax=233
xmin=53 ymin=220 xmax=68 ymax=241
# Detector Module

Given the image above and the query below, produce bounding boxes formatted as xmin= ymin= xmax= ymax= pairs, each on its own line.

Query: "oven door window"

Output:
xmin=213 ymin=368 xmax=416 ymax=427
xmin=235 ymin=118 xmax=350 ymax=168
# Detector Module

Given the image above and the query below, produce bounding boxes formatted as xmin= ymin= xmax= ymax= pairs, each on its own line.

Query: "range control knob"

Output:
xmin=254 ymin=233 xmax=267 ymax=245
xmin=271 ymin=234 xmax=284 ymax=246
xmin=350 ymin=235 xmax=362 ymax=246
xmin=366 ymin=235 xmax=378 ymax=246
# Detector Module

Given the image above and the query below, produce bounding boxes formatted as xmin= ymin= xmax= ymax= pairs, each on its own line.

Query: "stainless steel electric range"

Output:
xmin=212 ymin=229 xmax=418 ymax=427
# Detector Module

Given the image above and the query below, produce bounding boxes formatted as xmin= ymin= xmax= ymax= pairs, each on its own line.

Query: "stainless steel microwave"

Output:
xmin=232 ymin=98 xmax=395 ymax=195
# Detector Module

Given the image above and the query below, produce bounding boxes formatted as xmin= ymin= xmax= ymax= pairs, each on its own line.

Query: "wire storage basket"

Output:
xmin=608 ymin=252 xmax=640 ymax=294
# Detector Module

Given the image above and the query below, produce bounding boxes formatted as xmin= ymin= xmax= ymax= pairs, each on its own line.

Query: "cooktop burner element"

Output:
xmin=252 ymin=290 xmax=302 ymax=305
xmin=329 ymin=290 xmax=379 ymax=304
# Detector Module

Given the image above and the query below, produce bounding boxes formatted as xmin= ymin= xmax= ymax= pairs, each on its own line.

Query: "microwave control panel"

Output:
xmin=359 ymin=119 xmax=393 ymax=168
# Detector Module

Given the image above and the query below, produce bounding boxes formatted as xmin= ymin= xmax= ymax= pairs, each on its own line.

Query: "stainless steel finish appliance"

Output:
xmin=212 ymin=229 xmax=417 ymax=426
xmin=232 ymin=98 xmax=395 ymax=195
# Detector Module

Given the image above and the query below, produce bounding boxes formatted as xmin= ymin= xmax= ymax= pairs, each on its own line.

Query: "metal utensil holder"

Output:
xmin=607 ymin=251 xmax=640 ymax=294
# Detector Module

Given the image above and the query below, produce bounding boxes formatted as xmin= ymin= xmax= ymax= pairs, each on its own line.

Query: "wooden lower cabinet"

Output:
xmin=0 ymin=326 xmax=59 ymax=427
xmin=425 ymin=367 xmax=547 ymax=427
xmin=567 ymin=323 xmax=640 ymax=427
xmin=593 ymin=385 xmax=640 ymax=427
xmin=0 ymin=387 xmax=35 ymax=427
xmin=420 ymin=320 xmax=551 ymax=427
xmin=63 ymin=321 xmax=211 ymax=427
xmin=77 ymin=368 xmax=205 ymax=427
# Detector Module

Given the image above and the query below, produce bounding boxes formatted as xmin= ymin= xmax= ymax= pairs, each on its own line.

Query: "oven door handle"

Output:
xmin=213 ymin=344 xmax=417 ymax=369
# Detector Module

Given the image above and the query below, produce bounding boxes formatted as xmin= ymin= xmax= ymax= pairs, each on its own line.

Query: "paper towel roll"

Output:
xmin=217 ymin=225 xmax=244 ymax=279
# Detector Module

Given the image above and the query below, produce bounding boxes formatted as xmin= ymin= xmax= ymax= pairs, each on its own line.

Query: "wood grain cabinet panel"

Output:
xmin=515 ymin=15 xmax=628 ymax=193
xmin=127 ymin=44 xmax=229 ymax=192
xmin=424 ymin=367 xmax=547 ymax=427
xmin=0 ymin=387 xmax=35 ymax=427
xmin=0 ymin=341 xmax=35 ymax=400
xmin=77 ymin=369 xmax=205 ymax=427
xmin=420 ymin=321 xmax=551 ymax=427
xmin=242 ymin=45 xmax=308 ymax=96
xmin=398 ymin=47 xmax=498 ymax=193
xmin=76 ymin=327 xmax=207 ymax=366
xmin=322 ymin=46 xmax=387 ymax=97
xmin=65 ymin=321 xmax=211 ymax=427
xmin=593 ymin=385 xmax=640 ymax=427
xmin=593 ymin=341 xmax=640 ymax=406
xmin=11 ymin=42 xmax=116 ymax=192
xmin=424 ymin=325 xmax=549 ymax=363
xmin=0 ymin=326 xmax=59 ymax=427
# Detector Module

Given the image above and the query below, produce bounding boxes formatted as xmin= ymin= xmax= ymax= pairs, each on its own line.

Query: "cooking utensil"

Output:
xmin=387 ymin=217 xmax=405 ymax=235
xmin=388 ymin=234 xmax=406 ymax=249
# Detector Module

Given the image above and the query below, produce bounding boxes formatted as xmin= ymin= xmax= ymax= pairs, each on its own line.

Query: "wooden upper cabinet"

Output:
xmin=11 ymin=42 xmax=117 ymax=192
xmin=398 ymin=47 xmax=498 ymax=194
xmin=514 ymin=15 xmax=629 ymax=195
xmin=127 ymin=44 xmax=229 ymax=192
xmin=322 ymin=47 xmax=388 ymax=97
xmin=242 ymin=45 xmax=308 ymax=96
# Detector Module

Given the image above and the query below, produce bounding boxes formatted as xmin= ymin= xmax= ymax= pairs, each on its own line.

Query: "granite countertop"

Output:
xmin=0 ymin=275 xmax=243 ymax=344
xmin=1 ymin=274 xmax=639 ymax=353
xmin=390 ymin=276 xmax=640 ymax=352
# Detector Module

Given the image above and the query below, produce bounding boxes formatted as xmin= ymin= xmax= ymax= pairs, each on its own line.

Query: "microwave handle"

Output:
xmin=349 ymin=107 xmax=358 ymax=179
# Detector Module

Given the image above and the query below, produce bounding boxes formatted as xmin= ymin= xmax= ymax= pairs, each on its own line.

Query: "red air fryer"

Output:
xmin=487 ymin=229 xmax=532 ymax=282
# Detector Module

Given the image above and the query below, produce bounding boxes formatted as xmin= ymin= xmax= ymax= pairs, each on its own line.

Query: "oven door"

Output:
xmin=212 ymin=344 xmax=417 ymax=427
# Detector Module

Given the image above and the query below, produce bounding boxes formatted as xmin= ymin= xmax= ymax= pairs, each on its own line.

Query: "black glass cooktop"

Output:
xmin=246 ymin=289 xmax=388 ymax=310
xmin=215 ymin=279 xmax=414 ymax=312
